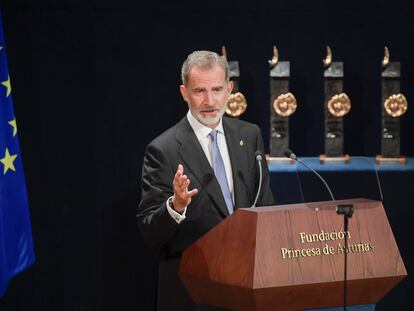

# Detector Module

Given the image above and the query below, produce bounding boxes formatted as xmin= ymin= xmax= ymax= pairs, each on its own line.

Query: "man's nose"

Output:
xmin=203 ymin=91 xmax=213 ymax=104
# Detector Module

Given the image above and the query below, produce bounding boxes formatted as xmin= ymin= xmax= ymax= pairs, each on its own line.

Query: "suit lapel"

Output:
xmin=223 ymin=118 xmax=249 ymax=210
xmin=175 ymin=117 xmax=230 ymax=217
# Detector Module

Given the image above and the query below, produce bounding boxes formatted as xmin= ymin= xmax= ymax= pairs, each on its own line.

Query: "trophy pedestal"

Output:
xmin=319 ymin=154 xmax=350 ymax=164
xmin=323 ymin=59 xmax=351 ymax=162
xmin=269 ymin=60 xmax=295 ymax=157
xmin=375 ymin=155 xmax=406 ymax=165
xmin=380 ymin=61 xmax=407 ymax=164
xmin=266 ymin=154 xmax=294 ymax=165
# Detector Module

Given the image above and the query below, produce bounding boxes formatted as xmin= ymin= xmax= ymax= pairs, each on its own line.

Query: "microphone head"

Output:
xmin=254 ymin=150 xmax=263 ymax=161
xmin=283 ymin=149 xmax=297 ymax=160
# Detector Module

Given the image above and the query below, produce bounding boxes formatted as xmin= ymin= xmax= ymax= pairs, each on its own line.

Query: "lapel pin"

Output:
xmin=240 ymin=140 xmax=244 ymax=146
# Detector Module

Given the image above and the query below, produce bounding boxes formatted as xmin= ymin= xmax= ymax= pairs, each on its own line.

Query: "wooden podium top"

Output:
xmin=180 ymin=198 xmax=407 ymax=311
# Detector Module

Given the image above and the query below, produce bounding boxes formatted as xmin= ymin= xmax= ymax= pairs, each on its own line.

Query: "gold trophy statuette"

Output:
xmin=226 ymin=92 xmax=247 ymax=117
xmin=268 ymin=46 xmax=279 ymax=68
xmin=327 ymin=93 xmax=351 ymax=117
xmin=273 ymin=92 xmax=297 ymax=117
xmin=384 ymin=93 xmax=408 ymax=117
xmin=323 ymin=46 xmax=333 ymax=68
xmin=382 ymin=46 xmax=390 ymax=68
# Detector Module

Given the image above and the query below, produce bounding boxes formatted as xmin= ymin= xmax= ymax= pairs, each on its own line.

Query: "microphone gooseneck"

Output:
xmin=284 ymin=149 xmax=335 ymax=201
xmin=352 ymin=156 xmax=384 ymax=202
xmin=251 ymin=151 xmax=263 ymax=208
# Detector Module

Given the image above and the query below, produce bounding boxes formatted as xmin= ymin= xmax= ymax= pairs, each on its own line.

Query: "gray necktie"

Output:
xmin=209 ymin=129 xmax=234 ymax=214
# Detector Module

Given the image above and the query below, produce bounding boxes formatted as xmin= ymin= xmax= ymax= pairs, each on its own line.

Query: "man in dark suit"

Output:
xmin=137 ymin=50 xmax=274 ymax=311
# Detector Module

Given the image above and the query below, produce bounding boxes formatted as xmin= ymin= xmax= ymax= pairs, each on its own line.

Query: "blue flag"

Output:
xmin=0 ymin=13 xmax=35 ymax=296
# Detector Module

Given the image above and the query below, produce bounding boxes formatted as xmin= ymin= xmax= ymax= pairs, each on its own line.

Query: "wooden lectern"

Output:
xmin=179 ymin=198 xmax=407 ymax=311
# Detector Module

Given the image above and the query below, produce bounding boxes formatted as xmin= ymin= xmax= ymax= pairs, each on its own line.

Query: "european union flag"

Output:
xmin=0 ymin=13 xmax=35 ymax=296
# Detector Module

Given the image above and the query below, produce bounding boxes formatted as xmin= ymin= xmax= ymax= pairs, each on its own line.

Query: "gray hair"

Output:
xmin=181 ymin=50 xmax=230 ymax=85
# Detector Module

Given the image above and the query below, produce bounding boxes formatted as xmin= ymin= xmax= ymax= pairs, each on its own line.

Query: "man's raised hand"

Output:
xmin=171 ymin=164 xmax=198 ymax=212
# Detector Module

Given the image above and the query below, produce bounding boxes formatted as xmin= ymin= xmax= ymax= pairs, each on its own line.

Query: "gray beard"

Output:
xmin=193 ymin=105 xmax=226 ymax=127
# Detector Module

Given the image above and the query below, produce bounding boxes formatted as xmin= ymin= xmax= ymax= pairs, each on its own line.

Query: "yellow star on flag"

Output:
xmin=1 ymin=74 xmax=11 ymax=97
xmin=8 ymin=118 xmax=17 ymax=136
xmin=0 ymin=148 xmax=18 ymax=174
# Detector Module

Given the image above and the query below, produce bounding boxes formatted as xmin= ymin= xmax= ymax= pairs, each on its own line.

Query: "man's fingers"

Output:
xmin=175 ymin=174 xmax=188 ymax=188
xmin=174 ymin=167 xmax=183 ymax=180
xmin=173 ymin=165 xmax=184 ymax=186
xmin=179 ymin=188 xmax=198 ymax=201
xmin=180 ymin=175 xmax=189 ymax=187
xmin=188 ymin=188 xmax=198 ymax=197
xmin=172 ymin=164 xmax=198 ymax=204
xmin=176 ymin=181 xmax=190 ymax=195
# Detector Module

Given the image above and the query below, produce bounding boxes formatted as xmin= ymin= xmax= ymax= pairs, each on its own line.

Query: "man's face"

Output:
xmin=180 ymin=64 xmax=233 ymax=128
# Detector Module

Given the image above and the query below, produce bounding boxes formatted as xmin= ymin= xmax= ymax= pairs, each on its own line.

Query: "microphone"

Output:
xmin=251 ymin=150 xmax=263 ymax=208
xmin=283 ymin=149 xmax=335 ymax=201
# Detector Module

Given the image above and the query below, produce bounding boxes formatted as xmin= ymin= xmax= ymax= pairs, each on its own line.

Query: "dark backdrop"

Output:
xmin=0 ymin=1 xmax=412 ymax=310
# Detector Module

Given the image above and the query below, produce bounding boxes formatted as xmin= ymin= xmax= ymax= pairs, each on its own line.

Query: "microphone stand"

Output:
xmin=336 ymin=204 xmax=354 ymax=311
xmin=284 ymin=150 xmax=354 ymax=311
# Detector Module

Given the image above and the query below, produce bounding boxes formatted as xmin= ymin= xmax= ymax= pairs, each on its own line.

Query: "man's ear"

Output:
xmin=179 ymin=84 xmax=188 ymax=102
xmin=227 ymin=80 xmax=234 ymax=94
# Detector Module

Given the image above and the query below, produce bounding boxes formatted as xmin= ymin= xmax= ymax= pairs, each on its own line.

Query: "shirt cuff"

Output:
xmin=166 ymin=196 xmax=187 ymax=223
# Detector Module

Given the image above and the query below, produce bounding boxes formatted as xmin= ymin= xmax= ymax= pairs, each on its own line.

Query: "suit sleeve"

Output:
xmin=255 ymin=126 xmax=275 ymax=206
xmin=137 ymin=142 xmax=179 ymax=249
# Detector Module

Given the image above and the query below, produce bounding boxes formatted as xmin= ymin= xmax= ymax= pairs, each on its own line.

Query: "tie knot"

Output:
xmin=209 ymin=129 xmax=218 ymax=142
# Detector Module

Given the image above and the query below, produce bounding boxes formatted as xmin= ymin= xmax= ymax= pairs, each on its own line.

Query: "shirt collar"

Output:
xmin=186 ymin=110 xmax=225 ymax=138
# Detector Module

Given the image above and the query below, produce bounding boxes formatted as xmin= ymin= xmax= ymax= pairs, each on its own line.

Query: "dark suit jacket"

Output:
xmin=137 ymin=116 xmax=274 ymax=310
